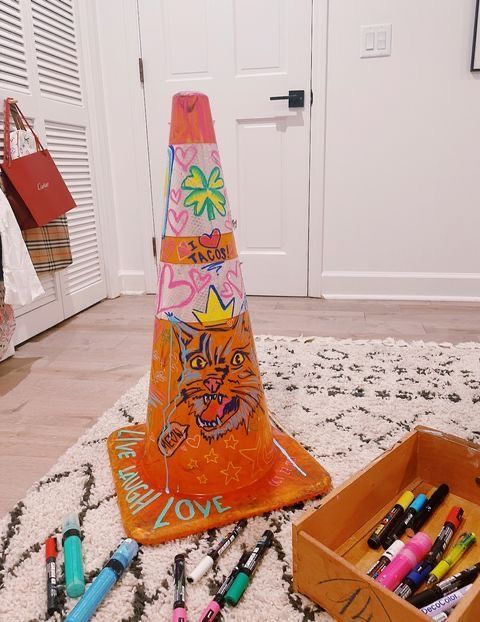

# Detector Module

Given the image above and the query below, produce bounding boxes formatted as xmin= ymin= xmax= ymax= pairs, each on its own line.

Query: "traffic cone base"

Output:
xmin=107 ymin=92 xmax=331 ymax=543
xmin=108 ymin=423 xmax=330 ymax=544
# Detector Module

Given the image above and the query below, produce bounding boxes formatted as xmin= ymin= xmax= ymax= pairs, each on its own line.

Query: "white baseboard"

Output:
xmin=321 ymin=271 xmax=480 ymax=301
xmin=119 ymin=270 xmax=148 ymax=295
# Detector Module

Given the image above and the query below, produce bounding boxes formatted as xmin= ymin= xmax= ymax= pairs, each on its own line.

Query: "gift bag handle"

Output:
xmin=3 ymin=98 xmax=44 ymax=165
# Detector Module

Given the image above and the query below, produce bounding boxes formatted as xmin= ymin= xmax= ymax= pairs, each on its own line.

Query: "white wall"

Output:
xmin=319 ymin=0 xmax=480 ymax=299
xmin=95 ymin=0 xmax=480 ymax=300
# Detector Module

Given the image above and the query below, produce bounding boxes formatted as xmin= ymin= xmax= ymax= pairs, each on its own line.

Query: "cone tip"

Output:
xmin=170 ymin=91 xmax=216 ymax=144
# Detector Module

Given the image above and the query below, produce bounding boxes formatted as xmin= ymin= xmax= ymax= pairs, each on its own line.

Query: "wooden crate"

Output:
xmin=293 ymin=426 xmax=480 ymax=622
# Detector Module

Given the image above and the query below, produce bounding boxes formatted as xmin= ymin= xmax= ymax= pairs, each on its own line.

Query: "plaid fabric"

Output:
xmin=22 ymin=216 xmax=72 ymax=272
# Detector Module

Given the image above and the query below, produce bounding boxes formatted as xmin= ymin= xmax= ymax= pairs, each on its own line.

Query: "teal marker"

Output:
xmin=225 ymin=530 xmax=273 ymax=606
xmin=63 ymin=513 xmax=85 ymax=598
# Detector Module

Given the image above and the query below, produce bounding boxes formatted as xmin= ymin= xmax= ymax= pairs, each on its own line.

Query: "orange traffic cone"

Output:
xmin=107 ymin=93 xmax=331 ymax=544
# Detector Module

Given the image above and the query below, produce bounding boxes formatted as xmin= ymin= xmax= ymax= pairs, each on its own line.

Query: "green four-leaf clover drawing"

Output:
xmin=181 ymin=165 xmax=226 ymax=221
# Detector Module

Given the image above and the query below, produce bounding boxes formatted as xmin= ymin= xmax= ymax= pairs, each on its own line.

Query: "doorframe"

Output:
xmin=308 ymin=0 xmax=328 ymax=298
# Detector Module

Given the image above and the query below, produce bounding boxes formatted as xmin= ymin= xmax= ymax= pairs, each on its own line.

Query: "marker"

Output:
xmin=65 ymin=538 xmax=139 ymax=622
xmin=395 ymin=507 xmax=465 ymax=598
xmin=367 ymin=491 xmax=415 ymax=549
xmin=376 ymin=532 xmax=432 ymax=591
xmin=427 ymin=532 xmax=476 ymax=585
xmin=431 ymin=614 xmax=447 ymax=622
xmin=421 ymin=585 xmax=472 ymax=618
xmin=383 ymin=494 xmax=428 ymax=548
xmin=367 ymin=540 xmax=404 ymax=579
xmin=45 ymin=537 xmax=58 ymax=616
xmin=224 ymin=529 xmax=273 ymax=606
xmin=198 ymin=552 xmax=250 ymax=621
xmin=63 ymin=512 xmax=85 ymax=598
xmin=407 ymin=563 xmax=480 ymax=608
xmin=406 ymin=484 xmax=449 ymax=537
xmin=188 ymin=520 xmax=247 ymax=583
xmin=173 ymin=554 xmax=187 ymax=622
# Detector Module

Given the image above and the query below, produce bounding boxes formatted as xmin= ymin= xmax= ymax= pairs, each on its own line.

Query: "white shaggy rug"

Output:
xmin=1 ymin=336 xmax=480 ymax=621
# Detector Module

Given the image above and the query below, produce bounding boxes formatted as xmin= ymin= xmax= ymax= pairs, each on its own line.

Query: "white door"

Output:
xmin=0 ymin=0 xmax=107 ymax=343
xmin=138 ymin=0 xmax=312 ymax=296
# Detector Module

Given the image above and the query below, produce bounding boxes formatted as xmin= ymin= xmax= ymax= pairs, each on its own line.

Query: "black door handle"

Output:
xmin=270 ymin=89 xmax=305 ymax=108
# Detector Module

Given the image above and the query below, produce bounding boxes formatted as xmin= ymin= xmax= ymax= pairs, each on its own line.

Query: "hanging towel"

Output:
xmin=0 ymin=185 xmax=44 ymax=305
xmin=10 ymin=129 xmax=73 ymax=272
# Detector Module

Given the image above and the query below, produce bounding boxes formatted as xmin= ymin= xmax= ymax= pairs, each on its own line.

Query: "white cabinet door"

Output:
xmin=0 ymin=0 xmax=106 ymax=343
xmin=138 ymin=0 xmax=312 ymax=296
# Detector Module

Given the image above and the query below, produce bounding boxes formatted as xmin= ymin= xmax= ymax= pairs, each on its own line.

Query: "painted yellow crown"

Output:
xmin=193 ymin=285 xmax=234 ymax=325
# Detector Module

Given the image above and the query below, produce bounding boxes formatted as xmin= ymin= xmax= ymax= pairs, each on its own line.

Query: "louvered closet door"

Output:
xmin=0 ymin=0 xmax=106 ymax=343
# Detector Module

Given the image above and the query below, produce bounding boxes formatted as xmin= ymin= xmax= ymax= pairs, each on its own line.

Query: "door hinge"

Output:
xmin=311 ymin=89 xmax=313 ymax=106
xmin=152 ymin=236 xmax=157 ymax=258
xmin=139 ymin=57 xmax=145 ymax=85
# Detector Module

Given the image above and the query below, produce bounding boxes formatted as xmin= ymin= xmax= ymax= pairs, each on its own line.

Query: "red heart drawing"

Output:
xmin=199 ymin=228 xmax=221 ymax=249
xmin=211 ymin=149 xmax=221 ymax=167
xmin=220 ymin=281 xmax=234 ymax=298
xmin=168 ymin=209 xmax=189 ymax=236
xmin=156 ymin=264 xmax=195 ymax=314
xmin=188 ymin=268 xmax=211 ymax=293
xmin=177 ymin=241 xmax=191 ymax=260
xmin=187 ymin=434 xmax=201 ymax=449
xmin=225 ymin=261 xmax=243 ymax=296
xmin=175 ymin=146 xmax=197 ymax=172
xmin=170 ymin=188 xmax=182 ymax=204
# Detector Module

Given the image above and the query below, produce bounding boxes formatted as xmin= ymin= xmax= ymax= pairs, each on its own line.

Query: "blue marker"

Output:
xmin=65 ymin=538 xmax=139 ymax=622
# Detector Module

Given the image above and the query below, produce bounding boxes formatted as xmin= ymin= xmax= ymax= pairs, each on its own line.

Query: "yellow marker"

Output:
xmin=427 ymin=532 xmax=477 ymax=585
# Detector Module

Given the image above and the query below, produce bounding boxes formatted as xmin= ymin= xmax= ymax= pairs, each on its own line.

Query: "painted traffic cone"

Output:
xmin=108 ymin=92 xmax=331 ymax=544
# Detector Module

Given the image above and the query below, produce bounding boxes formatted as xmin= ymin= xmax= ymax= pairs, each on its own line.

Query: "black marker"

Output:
xmin=406 ymin=484 xmax=449 ymax=537
xmin=407 ymin=563 xmax=480 ymax=609
xmin=224 ymin=529 xmax=273 ymax=606
xmin=172 ymin=554 xmax=186 ymax=622
xmin=188 ymin=519 xmax=247 ymax=583
xmin=367 ymin=491 xmax=414 ymax=549
xmin=383 ymin=494 xmax=427 ymax=548
xmin=45 ymin=537 xmax=58 ymax=616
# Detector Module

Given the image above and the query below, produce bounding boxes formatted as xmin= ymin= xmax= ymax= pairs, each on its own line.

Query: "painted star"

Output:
xmin=187 ymin=459 xmax=198 ymax=470
xmin=204 ymin=447 xmax=219 ymax=464
xmin=224 ymin=434 xmax=239 ymax=450
xmin=239 ymin=441 xmax=260 ymax=475
xmin=221 ymin=461 xmax=241 ymax=485
xmin=197 ymin=474 xmax=208 ymax=484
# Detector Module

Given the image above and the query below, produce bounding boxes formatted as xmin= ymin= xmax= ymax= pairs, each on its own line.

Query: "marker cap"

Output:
xmin=446 ymin=506 xmax=464 ymax=530
xmin=187 ymin=555 xmax=214 ymax=583
xmin=398 ymin=491 xmax=415 ymax=510
xmin=410 ymin=494 xmax=428 ymax=513
xmin=172 ymin=607 xmax=187 ymax=622
xmin=45 ymin=537 xmax=58 ymax=559
xmin=62 ymin=512 xmax=81 ymax=535
xmin=224 ymin=572 xmax=249 ymax=606
xmin=114 ymin=538 xmax=139 ymax=568
xmin=386 ymin=539 xmax=405 ymax=558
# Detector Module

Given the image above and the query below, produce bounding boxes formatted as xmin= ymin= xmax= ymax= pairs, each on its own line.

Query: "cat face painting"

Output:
xmin=171 ymin=314 xmax=263 ymax=441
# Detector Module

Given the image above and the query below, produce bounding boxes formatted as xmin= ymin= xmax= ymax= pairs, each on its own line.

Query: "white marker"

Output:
xmin=187 ymin=520 xmax=247 ymax=583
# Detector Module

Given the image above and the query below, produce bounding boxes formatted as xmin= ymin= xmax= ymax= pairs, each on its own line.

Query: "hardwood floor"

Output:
xmin=1 ymin=294 xmax=479 ymax=516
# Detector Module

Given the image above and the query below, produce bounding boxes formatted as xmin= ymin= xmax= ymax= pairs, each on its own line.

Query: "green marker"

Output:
xmin=62 ymin=512 xmax=85 ymax=598
xmin=427 ymin=532 xmax=477 ymax=585
xmin=224 ymin=529 xmax=273 ymax=606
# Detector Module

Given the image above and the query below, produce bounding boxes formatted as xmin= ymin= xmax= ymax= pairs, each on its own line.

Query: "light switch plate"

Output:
xmin=360 ymin=24 xmax=392 ymax=58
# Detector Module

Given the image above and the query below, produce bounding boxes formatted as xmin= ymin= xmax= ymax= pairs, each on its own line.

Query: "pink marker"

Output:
xmin=376 ymin=532 xmax=433 ymax=591
xmin=173 ymin=554 xmax=187 ymax=622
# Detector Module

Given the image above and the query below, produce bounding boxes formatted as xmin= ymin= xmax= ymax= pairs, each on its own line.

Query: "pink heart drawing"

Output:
xmin=188 ymin=268 xmax=211 ymax=293
xmin=168 ymin=209 xmax=189 ymax=236
xmin=156 ymin=264 xmax=195 ymax=314
xmin=175 ymin=146 xmax=197 ymax=172
xmin=177 ymin=241 xmax=191 ymax=260
xmin=169 ymin=188 xmax=182 ymax=204
xmin=225 ymin=261 xmax=243 ymax=297
xmin=220 ymin=281 xmax=234 ymax=299
xmin=211 ymin=149 xmax=221 ymax=167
